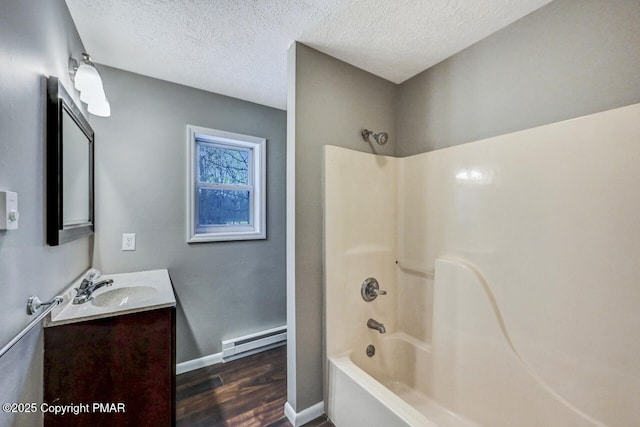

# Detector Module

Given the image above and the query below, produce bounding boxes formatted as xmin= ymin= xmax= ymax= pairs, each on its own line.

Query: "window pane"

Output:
xmin=198 ymin=143 xmax=249 ymax=185
xmin=198 ymin=188 xmax=250 ymax=226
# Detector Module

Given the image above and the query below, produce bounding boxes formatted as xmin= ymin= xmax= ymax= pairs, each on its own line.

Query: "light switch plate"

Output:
xmin=122 ymin=233 xmax=136 ymax=251
xmin=0 ymin=191 xmax=19 ymax=230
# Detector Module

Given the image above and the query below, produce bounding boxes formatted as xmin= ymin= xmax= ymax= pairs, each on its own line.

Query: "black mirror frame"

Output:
xmin=45 ymin=76 xmax=95 ymax=246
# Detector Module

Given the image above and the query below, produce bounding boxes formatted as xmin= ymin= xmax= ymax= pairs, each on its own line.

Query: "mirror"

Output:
xmin=46 ymin=76 xmax=94 ymax=246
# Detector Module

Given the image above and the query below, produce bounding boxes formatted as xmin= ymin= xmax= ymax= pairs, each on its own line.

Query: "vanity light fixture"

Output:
xmin=69 ymin=53 xmax=111 ymax=117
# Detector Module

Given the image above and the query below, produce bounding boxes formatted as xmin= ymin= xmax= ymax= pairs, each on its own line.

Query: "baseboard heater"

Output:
xmin=221 ymin=325 xmax=287 ymax=362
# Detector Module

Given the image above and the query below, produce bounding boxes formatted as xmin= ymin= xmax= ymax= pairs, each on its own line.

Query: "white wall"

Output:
xmin=324 ymin=146 xmax=397 ymax=360
xmin=398 ymin=104 xmax=640 ymax=425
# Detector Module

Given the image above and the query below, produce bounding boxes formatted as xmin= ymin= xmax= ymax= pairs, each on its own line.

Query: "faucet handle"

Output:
xmin=78 ymin=269 xmax=101 ymax=291
xmin=361 ymin=277 xmax=387 ymax=302
xmin=85 ymin=269 xmax=101 ymax=282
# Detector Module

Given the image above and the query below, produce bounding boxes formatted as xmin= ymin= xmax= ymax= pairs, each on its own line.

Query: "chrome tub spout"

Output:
xmin=367 ymin=318 xmax=386 ymax=334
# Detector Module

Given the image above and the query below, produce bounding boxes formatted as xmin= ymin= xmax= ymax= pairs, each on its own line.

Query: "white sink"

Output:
xmin=92 ymin=285 xmax=159 ymax=308
xmin=46 ymin=269 xmax=175 ymax=327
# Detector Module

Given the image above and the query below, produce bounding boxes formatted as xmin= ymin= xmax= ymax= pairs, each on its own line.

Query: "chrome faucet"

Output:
xmin=367 ymin=318 xmax=386 ymax=334
xmin=73 ymin=269 xmax=114 ymax=304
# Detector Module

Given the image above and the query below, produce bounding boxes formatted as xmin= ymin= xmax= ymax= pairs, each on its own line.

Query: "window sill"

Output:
xmin=187 ymin=230 xmax=266 ymax=243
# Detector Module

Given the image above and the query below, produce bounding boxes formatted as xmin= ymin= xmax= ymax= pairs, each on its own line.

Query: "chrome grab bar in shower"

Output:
xmin=0 ymin=295 xmax=63 ymax=359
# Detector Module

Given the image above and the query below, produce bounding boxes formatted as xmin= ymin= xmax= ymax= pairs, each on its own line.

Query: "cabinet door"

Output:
xmin=44 ymin=307 xmax=176 ymax=427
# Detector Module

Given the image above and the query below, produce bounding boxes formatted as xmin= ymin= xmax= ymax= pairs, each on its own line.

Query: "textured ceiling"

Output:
xmin=65 ymin=0 xmax=552 ymax=110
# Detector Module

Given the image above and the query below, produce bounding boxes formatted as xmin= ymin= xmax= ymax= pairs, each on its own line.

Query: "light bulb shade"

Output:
xmin=88 ymin=97 xmax=111 ymax=117
xmin=74 ymin=63 xmax=102 ymax=93
xmin=79 ymin=81 xmax=106 ymax=105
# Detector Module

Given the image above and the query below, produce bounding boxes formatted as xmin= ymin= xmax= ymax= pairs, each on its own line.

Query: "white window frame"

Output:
xmin=187 ymin=125 xmax=266 ymax=242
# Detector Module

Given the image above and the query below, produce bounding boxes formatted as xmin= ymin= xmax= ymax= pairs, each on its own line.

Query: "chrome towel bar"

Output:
xmin=0 ymin=295 xmax=63 ymax=359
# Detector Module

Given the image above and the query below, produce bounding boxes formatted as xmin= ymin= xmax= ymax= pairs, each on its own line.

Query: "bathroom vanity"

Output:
xmin=43 ymin=269 xmax=176 ymax=427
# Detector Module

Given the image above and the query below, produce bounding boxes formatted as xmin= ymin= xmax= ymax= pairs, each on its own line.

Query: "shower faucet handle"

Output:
xmin=361 ymin=277 xmax=387 ymax=302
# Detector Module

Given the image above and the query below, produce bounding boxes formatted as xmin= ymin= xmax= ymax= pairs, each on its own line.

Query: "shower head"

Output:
xmin=361 ymin=129 xmax=389 ymax=145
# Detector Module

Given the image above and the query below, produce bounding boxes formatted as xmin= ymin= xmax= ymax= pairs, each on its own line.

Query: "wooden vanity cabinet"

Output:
xmin=44 ymin=307 xmax=176 ymax=427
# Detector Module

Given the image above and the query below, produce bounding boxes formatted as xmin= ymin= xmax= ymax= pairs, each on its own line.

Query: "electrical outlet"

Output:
xmin=122 ymin=233 xmax=136 ymax=251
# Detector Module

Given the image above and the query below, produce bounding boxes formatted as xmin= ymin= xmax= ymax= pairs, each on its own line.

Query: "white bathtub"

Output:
xmin=327 ymin=332 xmax=477 ymax=427
xmin=326 ymin=258 xmax=609 ymax=427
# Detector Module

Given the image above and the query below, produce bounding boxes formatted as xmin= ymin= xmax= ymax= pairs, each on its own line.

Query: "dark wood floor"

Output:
xmin=176 ymin=346 xmax=334 ymax=427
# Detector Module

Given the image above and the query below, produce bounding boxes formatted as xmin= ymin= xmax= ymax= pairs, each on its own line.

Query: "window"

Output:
xmin=187 ymin=125 xmax=266 ymax=242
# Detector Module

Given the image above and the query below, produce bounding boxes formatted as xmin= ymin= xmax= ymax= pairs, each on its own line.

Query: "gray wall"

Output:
xmin=91 ymin=66 xmax=287 ymax=363
xmin=288 ymin=43 xmax=397 ymax=411
xmin=0 ymin=1 xmax=90 ymax=426
xmin=397 ymin=0 xmax=640 ymax=156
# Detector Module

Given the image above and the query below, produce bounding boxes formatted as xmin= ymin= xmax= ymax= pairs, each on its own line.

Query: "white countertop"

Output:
xmin=45 ymin=269 xmax=176 ymax=327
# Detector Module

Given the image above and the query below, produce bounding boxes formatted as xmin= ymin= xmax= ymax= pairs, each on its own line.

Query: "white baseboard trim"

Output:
xmin=284 ymin=401 xmax=324 ymax=427
xmin=176 ymin=352 xmax=223 ymax=375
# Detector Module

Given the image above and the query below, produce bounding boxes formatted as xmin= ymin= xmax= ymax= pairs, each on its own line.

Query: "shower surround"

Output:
xmin=324 ymin=103 xmax=640 ymax=426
